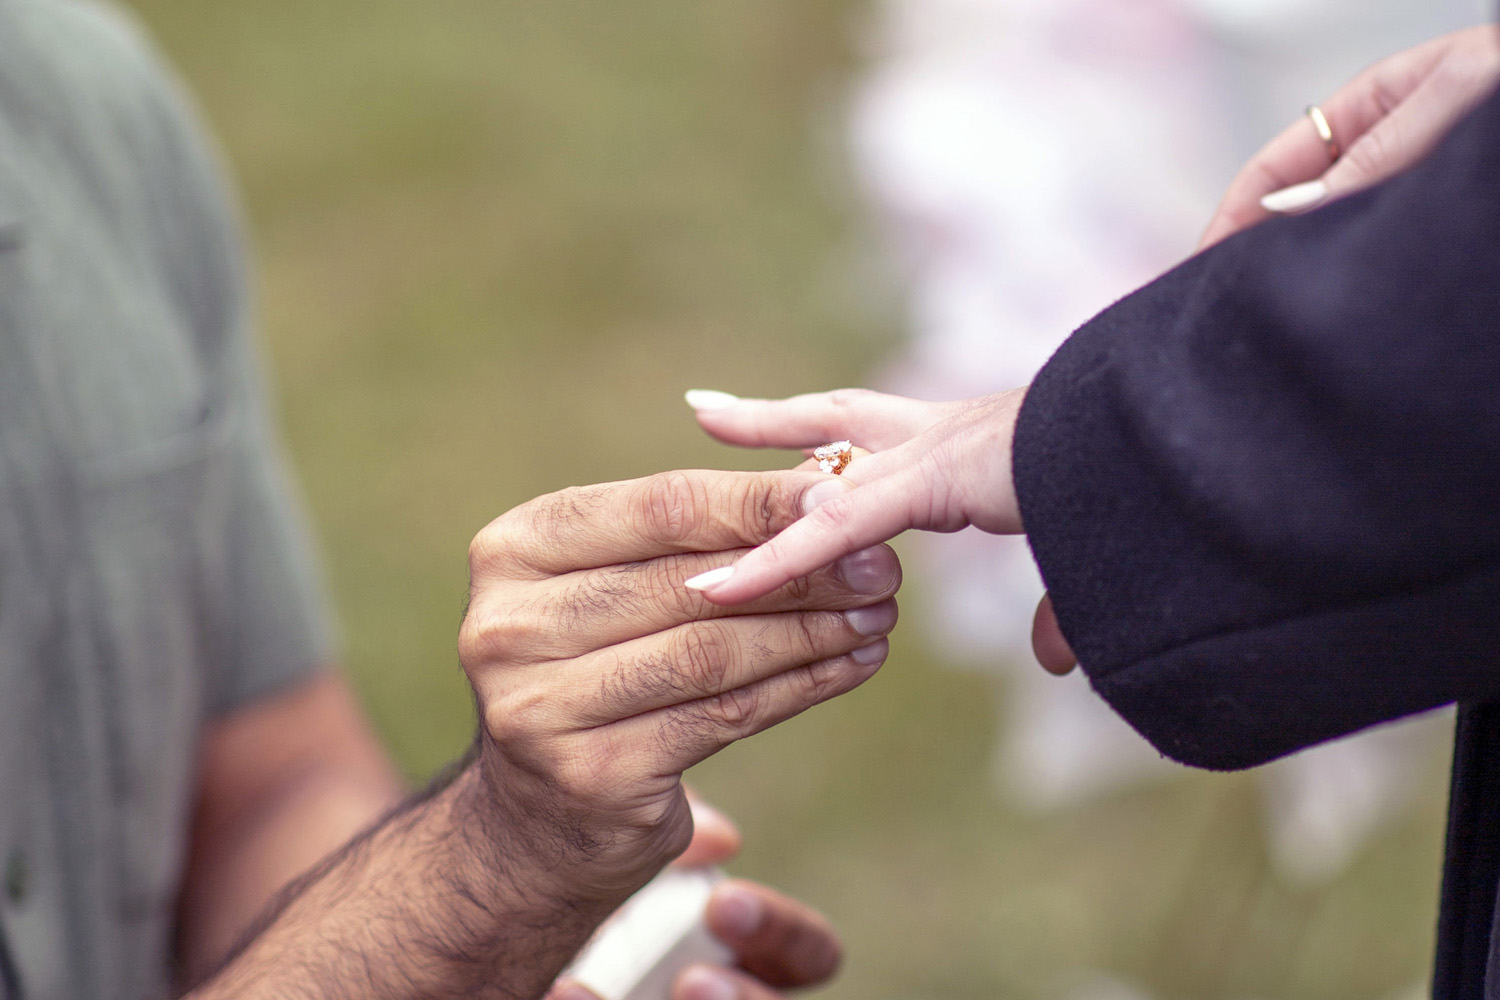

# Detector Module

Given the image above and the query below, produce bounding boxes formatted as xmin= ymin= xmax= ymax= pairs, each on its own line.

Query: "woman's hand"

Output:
xmin=684 ymin=388 xmax=1078 ymax=672
xmin=683 ymin=388 xmax=1022 ymax=604
xmin=1200 ymin=25 xmax=1500 ymax=248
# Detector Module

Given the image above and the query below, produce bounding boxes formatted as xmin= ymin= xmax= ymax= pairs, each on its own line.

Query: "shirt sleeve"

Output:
xmin=211 ymin=334 xmax=338 ymax=716
xmin=115 ymin=11 xmax=337 ymax=715
xmin=1012 ymin=82 xmax=1500 ymax=771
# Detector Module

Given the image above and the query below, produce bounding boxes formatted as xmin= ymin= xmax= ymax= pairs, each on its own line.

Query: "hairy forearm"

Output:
xmin=188 ymin=758 xmax=625 ymax=1000
xmin=175 ymin=673 xmax=409 ymax=986
xmin=177 ymin=765 xmax=404 ymax=983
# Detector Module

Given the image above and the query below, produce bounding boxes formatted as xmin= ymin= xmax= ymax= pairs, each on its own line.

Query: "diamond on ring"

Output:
xmin=814 ymin=440 xmax=853 ymax=475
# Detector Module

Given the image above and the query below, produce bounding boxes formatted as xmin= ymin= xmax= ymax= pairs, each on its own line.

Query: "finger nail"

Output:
xmin=851 ymin=637 xmax=889 ymax=666
xmin=845 ymin=600 xmax=898 ymax=636
xmin=685 ymin=565 xmax=735 ymax=591
xmin=678 ymin=966 xmax=737 ymax=1000
xmin=837 ymin=546 xmax=897 ymax=595
xmin=803 ymin=479 xmax=849 ymax=516
xmin=685 ymin=389 xmax=741 ymax=411
xmin=709 ymin=885 xmax=763 ymax=940
xmin=1260 ymin=179 xmax=1328 ymax=214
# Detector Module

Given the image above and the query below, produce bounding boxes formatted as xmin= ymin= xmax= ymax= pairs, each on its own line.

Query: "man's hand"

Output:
xmin=1200 ymin=25 xmax=1500 ymax=248
xmin=192 ymin=469 xmax=897 ymax=1000
xmin=460 ymin=469 xmax=901 ymax=900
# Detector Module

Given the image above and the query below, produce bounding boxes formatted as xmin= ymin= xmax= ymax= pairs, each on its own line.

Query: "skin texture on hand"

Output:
xmin=461 ymin=468 xmax=901 ymax=899
xmin=1200 ymin=25 xmax=1500 ymax=248
xmin=187 ymin=469 xmax=897 ymax=1000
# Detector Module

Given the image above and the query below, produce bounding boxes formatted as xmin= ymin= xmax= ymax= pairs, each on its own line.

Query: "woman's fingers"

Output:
xmin=1031 ymin=593 xmax=1077 ymax=675
xmin=689 ymin=461 xmax=929 ymax=605
xmin=688 ymin=390 xmax=1027 ymax=606
xmin=1198 ymin=28 xmax=1485 ymax=249
xmin=686 ymin=387 xmax=955 ymax=452
xmin=1199 ymin=84 xmax=1397 ymax=248
xmin=1319 ymin=42 xmax=1500 ymax=197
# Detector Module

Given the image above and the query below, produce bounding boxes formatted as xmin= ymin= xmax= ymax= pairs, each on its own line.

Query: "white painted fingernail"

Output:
xmin=1260 ymin=179 xmax=1328 ymax=214
xmin=684 ymin=565 xmax=735 ymax=591
xmin=685 ymin=389 xmax=741 ymax=411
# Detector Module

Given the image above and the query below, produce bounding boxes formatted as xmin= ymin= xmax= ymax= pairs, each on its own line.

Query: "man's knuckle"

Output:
xmin=654 ymin=710 xmax=714 ymax=760
xmin=736 ymin=479 xmax=780 ymax=541
xmin=460 ymin=601 xmax=545 ymax=666
xmin=640 ymin=558 xmax=701 ymax=621
xmin=560 ymin=570 xmax=634 ymax=633
xmin=639 ymin=472 xmax=704 ymax=544
xmin=703 ymin=685 xmax=761 ymax=731
xmin=800 ymin=658 xmax=843 ymax=704
xmin=482 ymin=689 xmax=547 ymax=752
xmin=793 ymin=613 xmax=827 ymax=657
xmin=675 ymin=624 xmax=736 ymax=692
xmin=467 ymin=521 xmax=510 ymax=576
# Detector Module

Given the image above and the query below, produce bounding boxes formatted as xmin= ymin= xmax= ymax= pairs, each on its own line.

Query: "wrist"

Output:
xmin=463 ymin=733 xmax=688 ymax=905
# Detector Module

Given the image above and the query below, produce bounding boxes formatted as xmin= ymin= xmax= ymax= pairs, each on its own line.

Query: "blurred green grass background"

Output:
xmin=124 ymin=2 xmax=1448 ymax=997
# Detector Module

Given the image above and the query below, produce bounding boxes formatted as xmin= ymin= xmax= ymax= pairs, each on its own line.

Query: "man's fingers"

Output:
xmin=564 ymin=602 xmax=897 ymax=725
xmin=479 ymin=543 xmax=901 ymax=662
xmin=703 ymin=880 xmax=841 ymax=988
xmin=607 ymin=642 xmax=889 ymax=778
xmin=470 ymin=470 xmax=831 ymax=581
xmin=688 ymin=388 xmax=953 ymax=452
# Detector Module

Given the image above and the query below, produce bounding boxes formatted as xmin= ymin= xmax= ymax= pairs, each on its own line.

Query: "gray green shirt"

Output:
xmin=0 ymin=2 xmax=333 ymax=996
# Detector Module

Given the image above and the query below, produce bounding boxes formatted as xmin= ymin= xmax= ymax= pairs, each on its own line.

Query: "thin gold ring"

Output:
xmin=1306 ymin=105 xmax=1340 ymax=162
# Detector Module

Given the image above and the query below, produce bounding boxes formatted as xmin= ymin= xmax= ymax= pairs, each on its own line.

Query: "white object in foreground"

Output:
xmin=565 ymin=868 xmax=734 ymax=1000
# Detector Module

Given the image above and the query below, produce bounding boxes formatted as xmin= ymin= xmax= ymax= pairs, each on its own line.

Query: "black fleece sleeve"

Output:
xmin=1012 ymin=83 xmax=1500 ymax=772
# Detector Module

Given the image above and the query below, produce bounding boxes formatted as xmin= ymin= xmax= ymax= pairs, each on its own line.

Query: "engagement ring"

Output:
xmin=814 ymin=440 xmax=853 ymax=475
